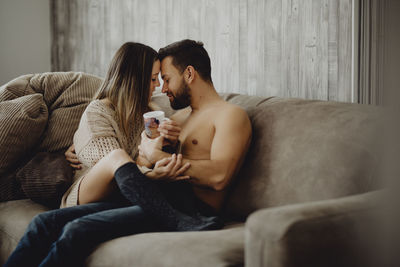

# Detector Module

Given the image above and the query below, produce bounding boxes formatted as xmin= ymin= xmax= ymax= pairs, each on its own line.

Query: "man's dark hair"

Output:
xmin=158 ymin=39 xmax=213 ymax=83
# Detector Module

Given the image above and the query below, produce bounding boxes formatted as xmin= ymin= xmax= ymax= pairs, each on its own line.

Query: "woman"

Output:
xmin=60 ymin=41 xmax=186 ymax=208
xmin=4 ymin=42 xmax=219 ymax=267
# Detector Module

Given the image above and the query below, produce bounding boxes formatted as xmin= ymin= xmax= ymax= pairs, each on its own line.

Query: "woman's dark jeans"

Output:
xmin=4 ymin=202 xmax=157 ymax=267
xmin=4 ymin=163 xmax=221 ymax=267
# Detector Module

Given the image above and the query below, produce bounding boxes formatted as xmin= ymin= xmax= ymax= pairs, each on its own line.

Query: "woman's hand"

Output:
xmin=158 ymin=119 xmax=181 ymax=144
xmin=65 ymin=144 xmax=82 ymax=170
xmin=146 ymin=154 xmax=190 ymax=181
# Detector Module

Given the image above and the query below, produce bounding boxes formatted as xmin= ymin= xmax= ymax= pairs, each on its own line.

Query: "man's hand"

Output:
xmin=139 ymin=131 xmax=164 ymax=164
xmin=146 ymin=154 xmax=190 ymax=181
xmin=158 ymin=119 xmax=181 ymax=145
xmin=65 ymin=144 xmax=82 ymax=170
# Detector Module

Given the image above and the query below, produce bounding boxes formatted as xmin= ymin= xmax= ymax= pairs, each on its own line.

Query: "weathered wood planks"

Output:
xmin=51 ymin=0 xmax=353 ymax=102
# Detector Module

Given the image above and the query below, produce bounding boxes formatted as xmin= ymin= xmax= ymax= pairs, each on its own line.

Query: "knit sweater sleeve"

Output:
xmin=78 ymin=137 xmax=121 ymax=167
xmin=74 ymin=100 xmax=122 ymax=168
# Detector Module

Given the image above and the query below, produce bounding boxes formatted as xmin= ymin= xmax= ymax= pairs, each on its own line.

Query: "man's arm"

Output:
xmin=184 ymin=106 xmax=251 ymax=190
xmin=141 ymin=106 xmax=252 ymax=191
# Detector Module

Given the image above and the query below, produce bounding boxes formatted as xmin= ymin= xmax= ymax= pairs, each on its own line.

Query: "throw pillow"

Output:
xmin=0 ymin=74 xmax=35 ymax=101
xmin=0 ymin=94 xmax=48 ymax=176
xmin=16 ymin=152 xmax=74 ymax=208
xmin=29 ymin=72 xmax=103 ymax=152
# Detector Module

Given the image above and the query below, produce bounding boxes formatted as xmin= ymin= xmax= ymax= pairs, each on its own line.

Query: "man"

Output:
xmin=139 ymin=39 xmax=252 ymax=212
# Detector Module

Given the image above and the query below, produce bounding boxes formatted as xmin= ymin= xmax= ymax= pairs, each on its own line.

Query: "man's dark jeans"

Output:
xmin=4 ymin=202 xmax=158 ymax=267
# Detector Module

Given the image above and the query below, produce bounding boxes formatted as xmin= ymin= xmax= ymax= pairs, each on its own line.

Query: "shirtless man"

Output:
xmin=138 ymin=39 xmax=252 ymax=212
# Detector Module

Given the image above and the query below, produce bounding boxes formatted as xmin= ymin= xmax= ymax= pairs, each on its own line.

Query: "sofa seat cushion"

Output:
xmin=87 ymin=224 xmax=244 ymax=267
xmin=0 ymin=199 xmax=50 ymax=264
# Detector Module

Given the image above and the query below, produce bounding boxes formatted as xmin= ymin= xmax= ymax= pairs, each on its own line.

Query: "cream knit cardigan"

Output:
xmin=60 ymin=100 xmax=141 ymax=208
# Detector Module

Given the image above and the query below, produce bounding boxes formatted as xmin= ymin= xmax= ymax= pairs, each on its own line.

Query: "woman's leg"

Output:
xmin=78 ymin=149 xmax=133 ymax=205
xmin=4 ymin=202 xmax=122 ymax=267
xmin=38 ymin=205 xmax=156 ymax=267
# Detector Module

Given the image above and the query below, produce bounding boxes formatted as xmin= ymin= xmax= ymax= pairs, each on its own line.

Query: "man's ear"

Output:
xmin=185 ymin=66 xmax=195 ymax=84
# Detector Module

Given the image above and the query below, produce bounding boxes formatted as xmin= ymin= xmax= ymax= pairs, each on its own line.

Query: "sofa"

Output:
xmin=0 ymin=72 xmax=383 ymax=266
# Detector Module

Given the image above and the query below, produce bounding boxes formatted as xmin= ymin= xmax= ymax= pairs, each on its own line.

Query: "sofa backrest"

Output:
xmin=223 ymin=95 xmax=382 ymax=217
xmin=152 ymin=93 xmax=382 ymax=218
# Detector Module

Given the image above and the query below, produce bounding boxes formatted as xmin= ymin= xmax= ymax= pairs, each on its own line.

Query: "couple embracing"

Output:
xmin=5 ymin=39 xmax=252 ymax=267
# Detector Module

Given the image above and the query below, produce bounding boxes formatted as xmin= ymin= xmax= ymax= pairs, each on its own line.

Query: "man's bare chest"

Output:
xmin=178 ymin=116 xmax=215 ymax=160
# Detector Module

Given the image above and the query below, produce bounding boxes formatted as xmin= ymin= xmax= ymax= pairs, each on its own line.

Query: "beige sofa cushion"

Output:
xmin=0 ymin=200 xmax=49 ymax=264
xmin=87 ymin=225 xmax=244 ymax=267
xmin=225 ymin=98 xmax=382 ymax=217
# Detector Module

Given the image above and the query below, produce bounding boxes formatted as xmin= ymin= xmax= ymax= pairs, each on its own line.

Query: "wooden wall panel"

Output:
xmin=338 ymin=0 xmax=353 ymax=102
xmin=51 ymin=0 xmax=354 ymax=102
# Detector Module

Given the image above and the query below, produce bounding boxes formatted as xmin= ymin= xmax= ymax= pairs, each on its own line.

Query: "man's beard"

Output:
xmin=170 ymin=79 xmax=191 ymax=110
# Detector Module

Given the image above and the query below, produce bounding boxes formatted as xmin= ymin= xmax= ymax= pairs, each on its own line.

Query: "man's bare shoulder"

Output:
xmin=213 ymin=102 xmax=249 ymax=122
xmin=210 ymin=102 xmax=251 ymax=137
xmin=170 ymin=106 xmax=192 ymax=124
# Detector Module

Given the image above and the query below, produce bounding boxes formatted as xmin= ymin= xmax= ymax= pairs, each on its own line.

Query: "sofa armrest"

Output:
xmin=245 ymin=191 xmax=382 ymax=267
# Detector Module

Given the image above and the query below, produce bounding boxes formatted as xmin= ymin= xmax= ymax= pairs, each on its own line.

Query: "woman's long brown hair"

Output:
xmin=94 ymin=42 xmax=158 ymax=138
